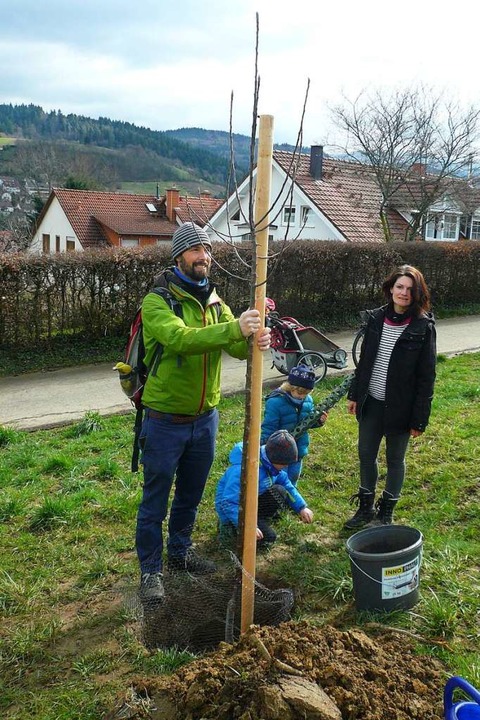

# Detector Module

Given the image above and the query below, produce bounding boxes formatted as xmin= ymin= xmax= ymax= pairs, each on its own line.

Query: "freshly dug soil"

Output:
xmin=118 ymin=621 xmax=447 ymax=719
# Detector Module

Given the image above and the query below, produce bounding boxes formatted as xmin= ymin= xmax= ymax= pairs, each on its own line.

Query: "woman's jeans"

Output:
xmin=358 ymin=395 xmax=410 ymax=498
xmin=136 ymin=408 xmax=219 ymax=574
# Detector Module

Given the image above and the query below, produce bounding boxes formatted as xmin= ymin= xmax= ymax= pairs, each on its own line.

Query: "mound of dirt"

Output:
xmin=114 ymin=621 xmax=447 ymax=719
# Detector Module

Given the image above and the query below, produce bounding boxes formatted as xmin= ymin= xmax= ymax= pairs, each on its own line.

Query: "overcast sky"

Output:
xmin=2 ymin=0 xmax=480 ymax=149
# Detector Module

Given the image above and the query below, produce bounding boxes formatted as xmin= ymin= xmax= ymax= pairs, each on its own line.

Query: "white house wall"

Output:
xmin=30 ymin=197 xmax=82 ymax=254
xmin=268 ymin=165 xmax=343 ymax=240
xmin=427 ymin=196 xmax=462 ymax=215
xmin=208 ymin=163 xmax=345 ymax=243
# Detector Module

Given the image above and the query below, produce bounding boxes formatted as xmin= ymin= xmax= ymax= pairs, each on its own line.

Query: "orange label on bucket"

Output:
xmin=381 ymin=556 xmax=420 ymax=599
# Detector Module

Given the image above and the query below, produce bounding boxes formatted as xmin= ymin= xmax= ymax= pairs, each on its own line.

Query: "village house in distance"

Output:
xmin=208 ymin=146 xmax=480 ymax=245
xmin=29 ymin=187 xmax=223 ymax=253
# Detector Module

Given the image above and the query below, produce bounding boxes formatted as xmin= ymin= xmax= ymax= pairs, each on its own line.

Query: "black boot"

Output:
xmin=371 ymin=491 xmax=399 ymax=525
xmin=343 ymin=488 xmax=375 ymax=529
xmin=257 ymin=518 xmax=277 ymax=545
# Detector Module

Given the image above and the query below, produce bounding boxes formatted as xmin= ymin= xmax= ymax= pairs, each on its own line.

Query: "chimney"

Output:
xmin=410 ymin=163 xmax=426 ymax=178
xmin=309 ymin=145 xmax=324 ymax=180
xmin=166 ymin=187 xmax=180 ymax=221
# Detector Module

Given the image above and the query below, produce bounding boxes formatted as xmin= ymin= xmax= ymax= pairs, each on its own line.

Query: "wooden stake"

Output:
xmin=240 ymin=114 xmax=274 ymax=634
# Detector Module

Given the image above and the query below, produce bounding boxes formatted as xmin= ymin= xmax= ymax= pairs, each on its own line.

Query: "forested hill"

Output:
xmin=0 ymin=103 xmax=250 ymax=185
xmin=165 ymin=127 xmax=306 ymax=168
xmin=164 ymin=127 xmax=256 ymax=170
xmin=0 ymin=104 xmax=304 ymax=184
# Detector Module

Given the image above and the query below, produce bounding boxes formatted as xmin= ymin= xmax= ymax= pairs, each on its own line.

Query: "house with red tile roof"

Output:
xmin=29 ymin=187 xmax=223 ymax=253
xmin=207 ymin=146 xmax=480 ymax=244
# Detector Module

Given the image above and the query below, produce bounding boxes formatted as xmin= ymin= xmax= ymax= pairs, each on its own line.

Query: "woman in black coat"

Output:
xmin=344 ymin=265 xmax=436 ymax=528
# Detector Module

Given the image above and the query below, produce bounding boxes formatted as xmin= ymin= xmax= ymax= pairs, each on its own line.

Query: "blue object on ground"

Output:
xmin=444 ymin=676 xmax=480 ymax=719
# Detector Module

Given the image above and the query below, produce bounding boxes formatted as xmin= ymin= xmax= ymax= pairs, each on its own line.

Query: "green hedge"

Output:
xmin=1 ymin=241 xmax=479 ymax=350
xmin=212 ymin=241 xmax=480 ymax=326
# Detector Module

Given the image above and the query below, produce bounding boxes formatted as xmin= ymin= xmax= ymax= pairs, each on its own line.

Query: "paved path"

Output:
xmin=1 ymin=315 xmax=479 ymax=431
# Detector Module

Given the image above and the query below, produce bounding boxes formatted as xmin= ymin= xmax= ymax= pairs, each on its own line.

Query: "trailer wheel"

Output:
xmin=298 ymin=352 xmax=327 ymax=384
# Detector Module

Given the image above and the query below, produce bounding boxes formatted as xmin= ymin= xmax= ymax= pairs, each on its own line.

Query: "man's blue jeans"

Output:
xmin=136 ymin=408 xmax=219 ymax=574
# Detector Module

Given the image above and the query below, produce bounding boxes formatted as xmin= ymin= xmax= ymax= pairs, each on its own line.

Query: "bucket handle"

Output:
xmin=444 ymin=676 xmax=480 ymax=717
xmin=349 ymin=550 xmax=423 ymax=587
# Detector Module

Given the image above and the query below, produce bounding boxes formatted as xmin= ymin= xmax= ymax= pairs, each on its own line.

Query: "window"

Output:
xmin=55 ymin=235 xmax=60 ymax=252
xmin=425 ymin=215 xmax=439 ymax=239
xmin=301 ymin=206 xmax=313 ymax=227
xmin=66 ymin=239 xmax=75 ymax=252
xmin=471 ymin=219 xmax=480 ymax=240
xmin=425 ymin=213 xmax=459 ymax=241
xmin=443 ymin=213 xmax=458 ymax=240
xmin=120 ymin=238 xmax=139 ymax=247
xmin=42 ymin=233 xmax=50 ymax=253
xmin=282 ymin=206 xmax=296 ymax=226
xmin=231 ymin=209 xmax=240 ymax=222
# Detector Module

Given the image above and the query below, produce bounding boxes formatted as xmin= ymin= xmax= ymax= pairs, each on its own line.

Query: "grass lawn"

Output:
xmin=0 ymin=352 xmax=479 ymax=719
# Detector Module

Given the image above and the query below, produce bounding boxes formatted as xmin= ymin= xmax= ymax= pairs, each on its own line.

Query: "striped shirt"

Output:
xmin=368 ymin=317 xmax=411 ymax=400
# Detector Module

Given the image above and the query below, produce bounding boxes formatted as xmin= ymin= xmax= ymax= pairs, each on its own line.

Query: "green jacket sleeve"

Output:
xmin=142 ymin=291 xmax=247 ymax=366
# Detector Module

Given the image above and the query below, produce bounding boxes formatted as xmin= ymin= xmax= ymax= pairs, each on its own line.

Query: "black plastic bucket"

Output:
xmin=346 ymin=525 xmax=423 ymax=612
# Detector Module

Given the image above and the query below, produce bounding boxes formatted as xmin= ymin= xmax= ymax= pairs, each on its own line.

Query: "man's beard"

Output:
xmin=178 ymin=256 xmax=210 ymax=281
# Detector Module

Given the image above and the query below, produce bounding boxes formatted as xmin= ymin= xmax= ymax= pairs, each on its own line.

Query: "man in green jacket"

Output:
xmin=137 ymin=222 xmax=271 ymax=601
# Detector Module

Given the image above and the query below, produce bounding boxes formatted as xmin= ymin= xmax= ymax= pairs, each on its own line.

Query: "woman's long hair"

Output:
xmin=382 ymin=264 xmax=431 ymax=315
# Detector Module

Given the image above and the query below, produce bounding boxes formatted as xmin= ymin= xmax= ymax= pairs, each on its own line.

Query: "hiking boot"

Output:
xmin=139 ymin=572 xmax=165 ymax=602
xmin=343 ymin=489 xmax=375 ymax=530
xmin=370 ymin=492 xmax=399 ymax=525
xmin=167 ymin=550 xmax=217 ymax=575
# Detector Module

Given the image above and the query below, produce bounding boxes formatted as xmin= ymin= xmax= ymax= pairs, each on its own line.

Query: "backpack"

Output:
xmin=115 ymin=288 xmax=182 ymax=410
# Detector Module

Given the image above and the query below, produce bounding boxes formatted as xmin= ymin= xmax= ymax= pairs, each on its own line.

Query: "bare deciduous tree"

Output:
xmin=13 ymin=139 xmax=67 ymax=190
xmin=3 ymin=211 xmax=33 ymax=251
xmin=331 ymin=88 xmax=480 ymax=241
xmin=13 ymin=139 xmax=111 ymax=191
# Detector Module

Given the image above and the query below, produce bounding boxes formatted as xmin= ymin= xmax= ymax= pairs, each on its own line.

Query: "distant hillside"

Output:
xmin=164 ymin=127 xmax=254 ymax=172
xmin=0 ymin=137 xmax=223 ymax=194
xmin=0 ymin=104 xmax=250 ymax=190
xmin=165 ymin=127 xmax=309 ymax=169
xmin=0 ymin=104 xmax=310 ymax=190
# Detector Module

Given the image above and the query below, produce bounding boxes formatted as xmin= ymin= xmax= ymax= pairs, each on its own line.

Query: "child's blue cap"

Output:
xmin=288 ymin=364 xmax=315 ymax=390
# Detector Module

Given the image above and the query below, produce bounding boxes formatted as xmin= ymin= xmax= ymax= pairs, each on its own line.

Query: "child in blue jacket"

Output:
xmin=261 ymin=364 xmax=327 ymax=485
xmin=215 ymin=430 xmax=314 ymax=546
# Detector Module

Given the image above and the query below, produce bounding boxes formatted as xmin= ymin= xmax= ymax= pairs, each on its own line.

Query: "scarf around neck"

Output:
xmin=385 ymin=302 xmax=414 ymax=324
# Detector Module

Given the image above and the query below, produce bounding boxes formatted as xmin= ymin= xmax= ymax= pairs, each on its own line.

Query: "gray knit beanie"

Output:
xmin=265 ymin=430 xmax=298 ymax=465
xmin=171 ymin=222 xmax=212 ymax=259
